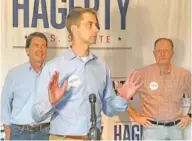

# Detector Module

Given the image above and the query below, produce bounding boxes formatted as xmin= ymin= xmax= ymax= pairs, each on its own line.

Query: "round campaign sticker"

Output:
xmin=149 ymin=81 xmax=158 ymax=90
xmin=68 ymin=75 xmax=81 ymax=87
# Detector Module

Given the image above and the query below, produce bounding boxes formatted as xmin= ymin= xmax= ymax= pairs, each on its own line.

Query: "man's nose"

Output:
xmin=160 ymin=51 xmax=165 ymax=56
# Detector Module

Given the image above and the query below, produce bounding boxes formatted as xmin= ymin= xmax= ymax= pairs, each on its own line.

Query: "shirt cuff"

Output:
xmin=116 ymin=95 xmax=129 ymax=111
xmin=1 ymin=120 xmax=10 ymax=125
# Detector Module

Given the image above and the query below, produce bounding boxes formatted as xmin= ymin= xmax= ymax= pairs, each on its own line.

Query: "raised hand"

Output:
xmin=48 ymin=71 xmax=68 ymax=105
xmin=114 ymin=71 xmax=143 ymax=100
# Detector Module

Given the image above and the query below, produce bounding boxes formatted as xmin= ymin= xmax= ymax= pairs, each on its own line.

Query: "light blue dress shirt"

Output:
xmin=1 ymin=62 xmax=49 ymax=125
xmin=32 ymin=48 xmax=128 ymax=135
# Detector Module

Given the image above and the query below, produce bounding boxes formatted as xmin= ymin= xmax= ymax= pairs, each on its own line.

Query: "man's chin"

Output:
xmin=89 ymin=40 xmax=97 ymax=45
xmin=36 ymin=59 xmax=45 ymax=64
xmin=157 ymin=61 xmax=169 ymax=65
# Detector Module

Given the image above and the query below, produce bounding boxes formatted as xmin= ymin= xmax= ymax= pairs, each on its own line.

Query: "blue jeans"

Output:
xmin=10 ymin=124 xmax=49 ymax=140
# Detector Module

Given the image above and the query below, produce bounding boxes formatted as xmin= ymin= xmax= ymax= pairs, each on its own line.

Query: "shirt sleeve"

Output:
xmin=1 ymin=71 xmax=14 ymax=125
xmin=184 ymin=71 xmax=191 ymax=104
xmin=102 ymin=67 xmax=128 ymax=117
xmin=32 ymin=64 xmax=55 ymax=122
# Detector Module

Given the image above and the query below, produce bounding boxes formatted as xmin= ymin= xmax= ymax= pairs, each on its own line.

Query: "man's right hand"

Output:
xmin=48 ymin=71 xmax=68 ymax=105
xmin=133 ymin=114 xmax=154 ymax=128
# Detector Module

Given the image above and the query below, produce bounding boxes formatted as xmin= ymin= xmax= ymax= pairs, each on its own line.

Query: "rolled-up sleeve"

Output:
xmin=184 ymin=71 xmax=191 ymax=104
xmin=102 ymin=67 xmax=128 ymax=117
xmin=32 ymin=64 xmax=54 ymax=122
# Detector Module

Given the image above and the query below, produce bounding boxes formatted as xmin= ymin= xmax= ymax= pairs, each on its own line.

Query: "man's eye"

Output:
xmin=88 ymin=23 xmax=92 ymax=27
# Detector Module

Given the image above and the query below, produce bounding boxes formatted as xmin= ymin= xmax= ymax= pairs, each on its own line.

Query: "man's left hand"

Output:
xmin=177 ymin=115 xmax=190 ymax=129
xmin=114 ymin=71 xmax=143 ymax=100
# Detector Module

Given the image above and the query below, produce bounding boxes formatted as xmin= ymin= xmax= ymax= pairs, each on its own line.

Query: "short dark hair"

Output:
xmin=66 ymin=7 xmax=99 ymax=37
xmin=154 ymin=38 xmax=174 ymax=50
xmin=25 ymin=32 xmax=48 ymax=48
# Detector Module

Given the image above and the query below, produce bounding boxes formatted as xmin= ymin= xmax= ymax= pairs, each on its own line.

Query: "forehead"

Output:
xmin=155 ymin=39 xmax=172 ymax=49
xmin=31 ymin=37 xmax=46 ymax=44
xmin=80 ymin=12 xmax=97 ymax=23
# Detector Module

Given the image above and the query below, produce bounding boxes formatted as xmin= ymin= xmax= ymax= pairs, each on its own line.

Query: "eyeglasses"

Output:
xmin=154 ymin=49 xmax=172 ymax=54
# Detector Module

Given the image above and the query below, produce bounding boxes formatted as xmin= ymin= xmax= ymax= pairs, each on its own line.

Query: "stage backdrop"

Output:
xmin=0 ymin=0 xmax=191 ymax=140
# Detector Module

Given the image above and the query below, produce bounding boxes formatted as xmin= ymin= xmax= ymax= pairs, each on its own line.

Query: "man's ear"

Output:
xmin=25 ymin=48 xmax=29 ymax=56
xmin=172 ymin=50 xmax=174 ymax=55
xmin=71 ymin=25 xmax=78 ymax=36
xmin=153 ymin=50 xmax=155 ymax=57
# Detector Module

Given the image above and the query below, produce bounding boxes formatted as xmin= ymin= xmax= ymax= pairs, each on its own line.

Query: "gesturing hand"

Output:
xmin=48 ymin=71 xmax=68 ymax=105
xmin=114 ymin=71 xmax=143 ymax=100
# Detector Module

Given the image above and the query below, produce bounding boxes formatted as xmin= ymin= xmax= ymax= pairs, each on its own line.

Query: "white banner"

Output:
xmin=0 ymin=0 xmax=191 ymax=140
